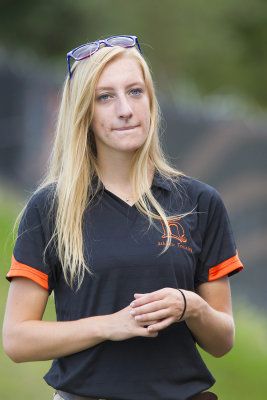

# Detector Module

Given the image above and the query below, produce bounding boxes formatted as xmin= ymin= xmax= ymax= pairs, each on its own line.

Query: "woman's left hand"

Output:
xmin=129 ymin=278 xmax=235 ymax=358
xmin=129 ymin=287 xmax=197 ymax=332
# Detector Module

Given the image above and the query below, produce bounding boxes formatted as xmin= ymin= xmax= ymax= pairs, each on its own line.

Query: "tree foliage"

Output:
xmin=1 ymin=0 xmax=266 ymax=107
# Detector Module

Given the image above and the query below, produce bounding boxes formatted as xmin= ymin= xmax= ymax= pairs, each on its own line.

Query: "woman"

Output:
xmin=3 ymin=35 xmax=243 ymax=400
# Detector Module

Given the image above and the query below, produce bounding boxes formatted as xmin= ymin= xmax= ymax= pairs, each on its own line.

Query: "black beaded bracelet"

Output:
xmin=177 ymin=289 xmax=187 ymax=321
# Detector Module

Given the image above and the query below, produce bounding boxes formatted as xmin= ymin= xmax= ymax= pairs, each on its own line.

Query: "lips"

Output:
xmin=113 ymin=125 xmax=139 ymax=131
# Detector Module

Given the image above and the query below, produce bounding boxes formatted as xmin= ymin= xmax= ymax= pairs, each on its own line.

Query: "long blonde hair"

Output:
xmin=34 ymin=46 xmax=185 ymax=288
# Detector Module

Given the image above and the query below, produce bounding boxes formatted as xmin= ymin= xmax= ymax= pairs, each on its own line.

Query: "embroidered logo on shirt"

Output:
xmin=161 ymin=218 xmax=187 ymax=243
xmin=158 ymin=218 xmax=192 ymax=252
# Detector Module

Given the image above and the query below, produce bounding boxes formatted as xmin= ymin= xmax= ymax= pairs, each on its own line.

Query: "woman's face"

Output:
xmin=91 ymin=54 xmax=151 ymax=158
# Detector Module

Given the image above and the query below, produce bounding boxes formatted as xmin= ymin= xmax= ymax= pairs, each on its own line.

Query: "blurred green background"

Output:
xmin=1 ymin=1 xmax=267 ymax=399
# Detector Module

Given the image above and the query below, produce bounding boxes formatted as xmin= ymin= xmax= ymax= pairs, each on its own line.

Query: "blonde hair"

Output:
xmin=32 ymin=46 xmax=185 ymax=289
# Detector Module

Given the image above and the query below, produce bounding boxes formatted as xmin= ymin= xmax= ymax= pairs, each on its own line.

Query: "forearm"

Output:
xmin=4 ymin=304 xmax=157 ymax=363
xmin=3 ymin=315 xmax=109 ymax=363
xmin=185 ymin=293 xmax=235 ymax=358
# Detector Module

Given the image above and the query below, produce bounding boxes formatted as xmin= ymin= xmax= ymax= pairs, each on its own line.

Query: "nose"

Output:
xmin=116 ymin=94 xmax=133 ymax=120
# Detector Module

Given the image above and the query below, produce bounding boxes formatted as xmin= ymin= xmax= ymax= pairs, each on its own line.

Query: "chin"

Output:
xmin=119 ymin=141 xmax=146 ymax=153
xmin=123 ymin=136 xmax=147 ymax=150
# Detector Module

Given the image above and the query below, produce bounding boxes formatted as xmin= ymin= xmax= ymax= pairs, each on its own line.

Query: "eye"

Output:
xmin=129 ymin=88 xmax=143 ymax=96
xmin=96 ymin=93 xmax=112 ymax=102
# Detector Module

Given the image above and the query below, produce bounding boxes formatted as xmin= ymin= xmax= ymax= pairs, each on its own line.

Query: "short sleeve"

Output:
xmin=195 ymin=186 xmax=243 ymax=286
xmin=6 ymin=187 xmax=57 ymax=293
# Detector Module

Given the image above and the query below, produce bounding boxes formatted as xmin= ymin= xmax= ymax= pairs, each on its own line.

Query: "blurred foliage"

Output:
xmin=1 ymin=0 xmax=267 ymax=107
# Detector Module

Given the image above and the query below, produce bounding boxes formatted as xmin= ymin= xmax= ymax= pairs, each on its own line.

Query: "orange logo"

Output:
xmin=160 ymin=217 xmax=188 ymax=243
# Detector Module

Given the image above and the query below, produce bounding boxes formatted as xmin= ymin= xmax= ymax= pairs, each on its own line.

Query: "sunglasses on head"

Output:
xmin=66 ymin=35 xmax=142 ymax=79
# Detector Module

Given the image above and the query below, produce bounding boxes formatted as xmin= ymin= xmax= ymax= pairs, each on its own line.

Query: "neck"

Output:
xmin=96 ymin=150 xmax=154 ymax=203
xmin=97 ymin=151 xmax=133 ymax=188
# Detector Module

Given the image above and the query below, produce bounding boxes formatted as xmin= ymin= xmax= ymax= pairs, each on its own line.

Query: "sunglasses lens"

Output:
xmin=72 ymin=43 xmax=98 ymax=59
xmin=106 ymin=36 xmax=135 ymax=47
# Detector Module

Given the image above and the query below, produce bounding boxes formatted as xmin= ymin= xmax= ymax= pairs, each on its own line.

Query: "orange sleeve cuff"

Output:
xmin=6 ymin=254 xmax=49 ymax=290
xmin=208 ymin=251 xmax=243 ymax=281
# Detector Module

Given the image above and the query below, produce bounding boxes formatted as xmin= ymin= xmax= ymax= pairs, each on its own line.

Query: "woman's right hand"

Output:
xmin=106 ymin=305 xmax=159 ymax=341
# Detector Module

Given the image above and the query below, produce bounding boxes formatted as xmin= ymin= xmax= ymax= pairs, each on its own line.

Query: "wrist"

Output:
xmin=177 ymin=289 xmax=187 ymax=321
xmin=185 ymin=292 xmax=207 ymax=322
xmin=88 ymin=314 xmax=113 ymax=342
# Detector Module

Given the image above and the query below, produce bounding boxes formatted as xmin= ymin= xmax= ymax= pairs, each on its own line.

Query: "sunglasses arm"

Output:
xmin=67 ymin=54 xmax=72 ymax=79
xmin=135 ymin=38 xmax=142 ymax=55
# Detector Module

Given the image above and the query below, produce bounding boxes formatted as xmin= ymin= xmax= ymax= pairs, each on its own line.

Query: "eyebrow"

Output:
xmin=95 ymin=81 xmax=145 ymax=92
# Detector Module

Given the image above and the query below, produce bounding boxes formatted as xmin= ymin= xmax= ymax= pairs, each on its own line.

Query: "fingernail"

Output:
xmin=130 ymin=310 xmax=136 ymax=315
xmin=135 ymin=316 xmax=141 ymax=320
xmin=130 ymin=301 xmax=135 ymax=307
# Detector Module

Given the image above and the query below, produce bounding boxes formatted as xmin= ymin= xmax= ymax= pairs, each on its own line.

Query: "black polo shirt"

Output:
xmin=7 ymin=174 xmax=243 ymax=400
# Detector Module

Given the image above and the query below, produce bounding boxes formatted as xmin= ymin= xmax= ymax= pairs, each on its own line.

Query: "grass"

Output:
xmin=200 ymin=310 xmax=267 ymax=399
xmin=0 ymin=188 xmax=266 ymax=400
